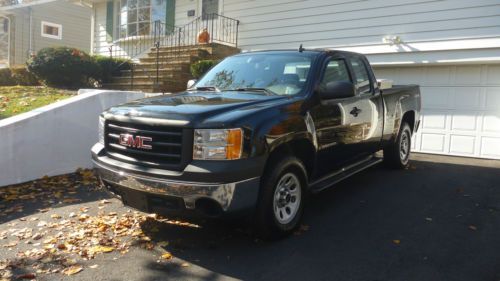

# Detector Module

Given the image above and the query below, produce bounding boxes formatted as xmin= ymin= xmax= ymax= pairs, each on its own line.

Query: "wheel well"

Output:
xmin=265 ymin=139 xmax=315 ymax=179
xmin=402 ymin=111 xmax=415 ymax=134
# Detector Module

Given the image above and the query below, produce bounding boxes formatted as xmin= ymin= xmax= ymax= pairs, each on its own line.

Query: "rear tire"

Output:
xmin=254 ymin=156 xmax=307 ymax=240
xmin=384 ymin=122 xmax=412 ymax=169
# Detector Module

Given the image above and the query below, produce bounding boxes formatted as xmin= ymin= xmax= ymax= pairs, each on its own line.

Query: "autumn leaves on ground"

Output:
xmin=0 ymin=170 xmax=197 ymax=280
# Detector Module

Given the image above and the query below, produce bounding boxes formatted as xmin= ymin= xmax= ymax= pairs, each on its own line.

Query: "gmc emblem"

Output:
xmin=119 ymin=134 xmax=153 ymax=150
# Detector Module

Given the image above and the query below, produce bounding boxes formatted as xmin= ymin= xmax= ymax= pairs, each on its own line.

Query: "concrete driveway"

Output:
xmin=1 ymin=154 xmax=499 ymax=281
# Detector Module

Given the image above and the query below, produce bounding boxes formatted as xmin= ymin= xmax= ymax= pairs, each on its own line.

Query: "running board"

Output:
xmin=309 ymin=156 xmax=383 ymax=193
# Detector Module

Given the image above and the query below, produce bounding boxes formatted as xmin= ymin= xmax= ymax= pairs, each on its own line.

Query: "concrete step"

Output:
xmin=145 ymin=48 xmax=209 ymax=58
xmin=135 ymin=59 xmax=195 ymax=69
xmin=139 ymin=56 xmax=198 ymax=64
xmin=122 ymin=65 xmax=189 ymax=73
xmin=151 ymin=44 xmax=215 ymax=53
xmin=112 ymin=73 xmax=192 ymax=84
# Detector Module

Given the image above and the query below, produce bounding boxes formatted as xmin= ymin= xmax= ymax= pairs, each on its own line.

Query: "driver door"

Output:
xmin=311 ymin=57 xmax=377 ymax=177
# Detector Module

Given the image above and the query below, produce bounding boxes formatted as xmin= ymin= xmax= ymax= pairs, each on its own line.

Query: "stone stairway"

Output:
xmin=103 ymin=43 xmax=240 ymax=93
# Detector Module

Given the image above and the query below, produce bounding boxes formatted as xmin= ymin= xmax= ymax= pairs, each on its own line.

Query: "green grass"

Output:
xmin=0 ymin=86 xmax=76 ymax=120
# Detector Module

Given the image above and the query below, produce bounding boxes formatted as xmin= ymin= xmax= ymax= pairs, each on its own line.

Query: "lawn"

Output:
xmin=0 ymin=86 xmax=76 ymax=120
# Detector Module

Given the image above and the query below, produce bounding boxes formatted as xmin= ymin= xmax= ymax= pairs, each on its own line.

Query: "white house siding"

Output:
xmin=31 ymin=2 xmax=91 ymax=53
xmin=169 ymin=0 xmax=500 ymax=51
xmin=5 ymin=2 xmax=91 ymax=65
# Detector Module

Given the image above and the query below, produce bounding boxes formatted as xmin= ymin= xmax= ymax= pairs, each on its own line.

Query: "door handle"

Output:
xmin=350 ymin=107 xmax=362 ymax=117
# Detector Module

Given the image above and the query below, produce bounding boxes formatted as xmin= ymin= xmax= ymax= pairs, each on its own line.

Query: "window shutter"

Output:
xmin=166 ymin=0 xmax=175 ymax=31
xmin=106 ymin=1 xmax=114 ymax=42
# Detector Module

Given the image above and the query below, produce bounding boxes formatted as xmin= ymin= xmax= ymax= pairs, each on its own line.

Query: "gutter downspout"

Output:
xmin=28 ymin=7 xmax=33 ymax=58
xmin=0 ymin=15 xmax=11 ymax=67
xmin=90 ymin=3 xmax=95 ymax=55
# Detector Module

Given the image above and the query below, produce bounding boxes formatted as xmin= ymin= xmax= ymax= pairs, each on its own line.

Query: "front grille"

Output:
xmin=104 ymin=120 xmax=192 ymax=170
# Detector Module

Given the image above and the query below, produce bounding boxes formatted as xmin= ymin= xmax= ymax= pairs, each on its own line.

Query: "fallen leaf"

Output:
xmin=90 ymin=245 xmax=114 ymax=253
xmin=181 ymin=262 xmax=190 ymax=267
xmin=16 ymin=273 xmax=36 ymax=279
xmin=51 ymin=214 xmax=62 ymax=219
xmin=62 ymin=265 xmax=83 ymax=275
xmin=161 ymin=252 xmax=173 ymax=260
xmin=89 ymin=264 xmax=99 ymax=269
xmin=393 ymin=239 xmax=401 ymax=245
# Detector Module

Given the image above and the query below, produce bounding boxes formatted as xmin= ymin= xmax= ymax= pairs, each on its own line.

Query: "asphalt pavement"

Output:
xmin=1 ymin=154 xmax=499 ymax=281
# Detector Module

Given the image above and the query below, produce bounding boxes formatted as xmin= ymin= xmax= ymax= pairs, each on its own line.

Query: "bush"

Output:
xmin=0 ymin=68 xmax=15 ymax=86
xmin=27 ymin=47 xmax=99 ymax=88
xmin=0 ymin=67 xmax=39 ymax=86
xmin=93 ymin=55 xmax=131 ymax=84
xmin=190 ymin=60 xmax=218 ymax=79
xmin=10 ymin=66 xmax=39 ymax=86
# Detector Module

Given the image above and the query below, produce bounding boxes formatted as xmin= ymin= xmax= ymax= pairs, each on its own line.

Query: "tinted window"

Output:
xmin=349 ymin=57 xmax=371 ymax=94
xmin=321 ymin=59 xmax=351 ymax=86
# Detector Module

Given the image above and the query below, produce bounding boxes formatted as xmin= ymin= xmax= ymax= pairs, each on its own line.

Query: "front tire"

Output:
xmin=384 ymin=122 xmax=412 ymax=169
xmin=254 ymin=156 xmax=307 ymax=240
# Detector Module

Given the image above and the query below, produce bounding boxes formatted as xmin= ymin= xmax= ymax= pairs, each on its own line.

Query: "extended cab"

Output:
xmin=91 ymin=50 xmax=421 ymax=238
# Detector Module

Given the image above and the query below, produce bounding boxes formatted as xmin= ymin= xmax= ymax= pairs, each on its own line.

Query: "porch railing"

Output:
xmin=108 ymin=13 xmax=239 ymax=92
xmin=109 ymin=13 xmax=239 ymax=60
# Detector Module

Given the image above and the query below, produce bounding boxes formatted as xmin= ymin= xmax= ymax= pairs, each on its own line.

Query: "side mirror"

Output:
xmin=187 ymin=79 xmax=197 ymax=89
xmin=319 ymin=81 xmax=355 ymax=100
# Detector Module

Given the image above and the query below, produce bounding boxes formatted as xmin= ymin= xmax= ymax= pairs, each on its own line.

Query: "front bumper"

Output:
xmin=92 ymin=143 xmax=262 ymax=216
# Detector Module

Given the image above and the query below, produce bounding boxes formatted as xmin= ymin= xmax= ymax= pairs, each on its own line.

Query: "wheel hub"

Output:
xmin=273 ymin=173 xmax=301 ymax=224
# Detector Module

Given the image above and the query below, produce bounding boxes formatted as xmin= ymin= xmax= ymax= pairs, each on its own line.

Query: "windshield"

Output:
xmin=194 ymin=53 xmax=313 ymax=96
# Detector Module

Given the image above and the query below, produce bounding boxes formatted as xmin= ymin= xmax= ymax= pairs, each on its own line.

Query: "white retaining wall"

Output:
xmin=0 ymin=89 xmax=146 ymax=187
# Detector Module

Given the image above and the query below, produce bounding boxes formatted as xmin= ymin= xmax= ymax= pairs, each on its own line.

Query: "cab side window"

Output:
xmin=349 ymin=57 xmax=371 ymax=94
xmin=321 ymin=59 xmax=351 ymax=87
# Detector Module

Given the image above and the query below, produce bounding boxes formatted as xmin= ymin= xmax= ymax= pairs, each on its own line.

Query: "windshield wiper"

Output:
xmin=194 ymin=86 xmax=220 ymax=92
xmin=231 ymin=88 xmax=277 ymax=96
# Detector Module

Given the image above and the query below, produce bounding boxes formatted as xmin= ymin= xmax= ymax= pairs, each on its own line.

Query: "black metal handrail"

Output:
xmin=108 ymin=13 xmax=239 ymax=92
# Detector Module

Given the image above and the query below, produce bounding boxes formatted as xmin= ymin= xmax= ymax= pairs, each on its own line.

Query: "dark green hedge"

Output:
xmin=190 ymin=60 xmax=218 ymax=79
xmin=93 ymin=55 xmax=131 ymax=84
xmin=26 ymin=47 xmax=131 ymax=89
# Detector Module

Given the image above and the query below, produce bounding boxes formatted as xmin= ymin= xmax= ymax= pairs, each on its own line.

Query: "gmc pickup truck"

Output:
xmin=92 ymin=49 xmax=421 ymax=238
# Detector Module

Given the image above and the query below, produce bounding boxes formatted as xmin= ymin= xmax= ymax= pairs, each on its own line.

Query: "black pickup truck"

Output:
xmin=92 ymin=49 xmax=421 ymax=238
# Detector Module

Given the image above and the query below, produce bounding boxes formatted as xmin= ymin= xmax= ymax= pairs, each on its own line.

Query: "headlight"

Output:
xmin=193 ymin=129 xmax=243 ymax=160
xmin=98 ymin=116 xmax=105 ymax=145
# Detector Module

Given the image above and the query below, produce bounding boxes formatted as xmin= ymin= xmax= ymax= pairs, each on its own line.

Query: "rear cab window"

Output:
xmin=349 ymin=57 xmax=372 ymax=94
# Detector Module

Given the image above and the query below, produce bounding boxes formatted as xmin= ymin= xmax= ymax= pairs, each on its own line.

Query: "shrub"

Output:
xmin=190 ymin=60 xmax=218 ymax=79
xmin=93 ymin=55 xmax=131 ymax=84
xmin=27 ymin=47 xmax=99 ymax=89
xmin=0 ymin=68 xmax=15 ymax=86
xmin=10 ymin=66 xmax=39 ymax=86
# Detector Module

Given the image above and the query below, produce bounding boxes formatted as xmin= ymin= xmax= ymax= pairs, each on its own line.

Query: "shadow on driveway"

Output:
xmin=134 ymin=157 xmax=500 ymax=281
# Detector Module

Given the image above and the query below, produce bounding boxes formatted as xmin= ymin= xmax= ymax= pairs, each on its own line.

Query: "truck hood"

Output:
xmin=104 ymin=91 xmax=289 ymax=126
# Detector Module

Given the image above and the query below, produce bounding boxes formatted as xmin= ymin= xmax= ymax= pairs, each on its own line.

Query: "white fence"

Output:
xmin=0 ymin=89 xmax=146 ymax=187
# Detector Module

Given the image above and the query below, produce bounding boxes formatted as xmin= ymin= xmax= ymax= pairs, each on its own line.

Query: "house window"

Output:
xmin=119 ymin=0 xmax=166 ymax=38
xmin=202 ymin=0 xmax=218 ymax=19
xmin=41 ymin=21 xmax=62 ymax=40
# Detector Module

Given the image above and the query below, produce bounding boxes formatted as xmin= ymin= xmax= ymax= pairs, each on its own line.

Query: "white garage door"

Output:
xmin=374 ymin=64 xmax=500 ymax=160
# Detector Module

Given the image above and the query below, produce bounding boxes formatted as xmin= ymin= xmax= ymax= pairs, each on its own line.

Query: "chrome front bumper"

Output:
xmin=92 ymin=159 xmax=260 ymax=214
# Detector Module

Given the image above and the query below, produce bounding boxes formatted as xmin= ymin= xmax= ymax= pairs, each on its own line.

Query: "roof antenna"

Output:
xmin=299 ymin=44 xmax=305 ymax=53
